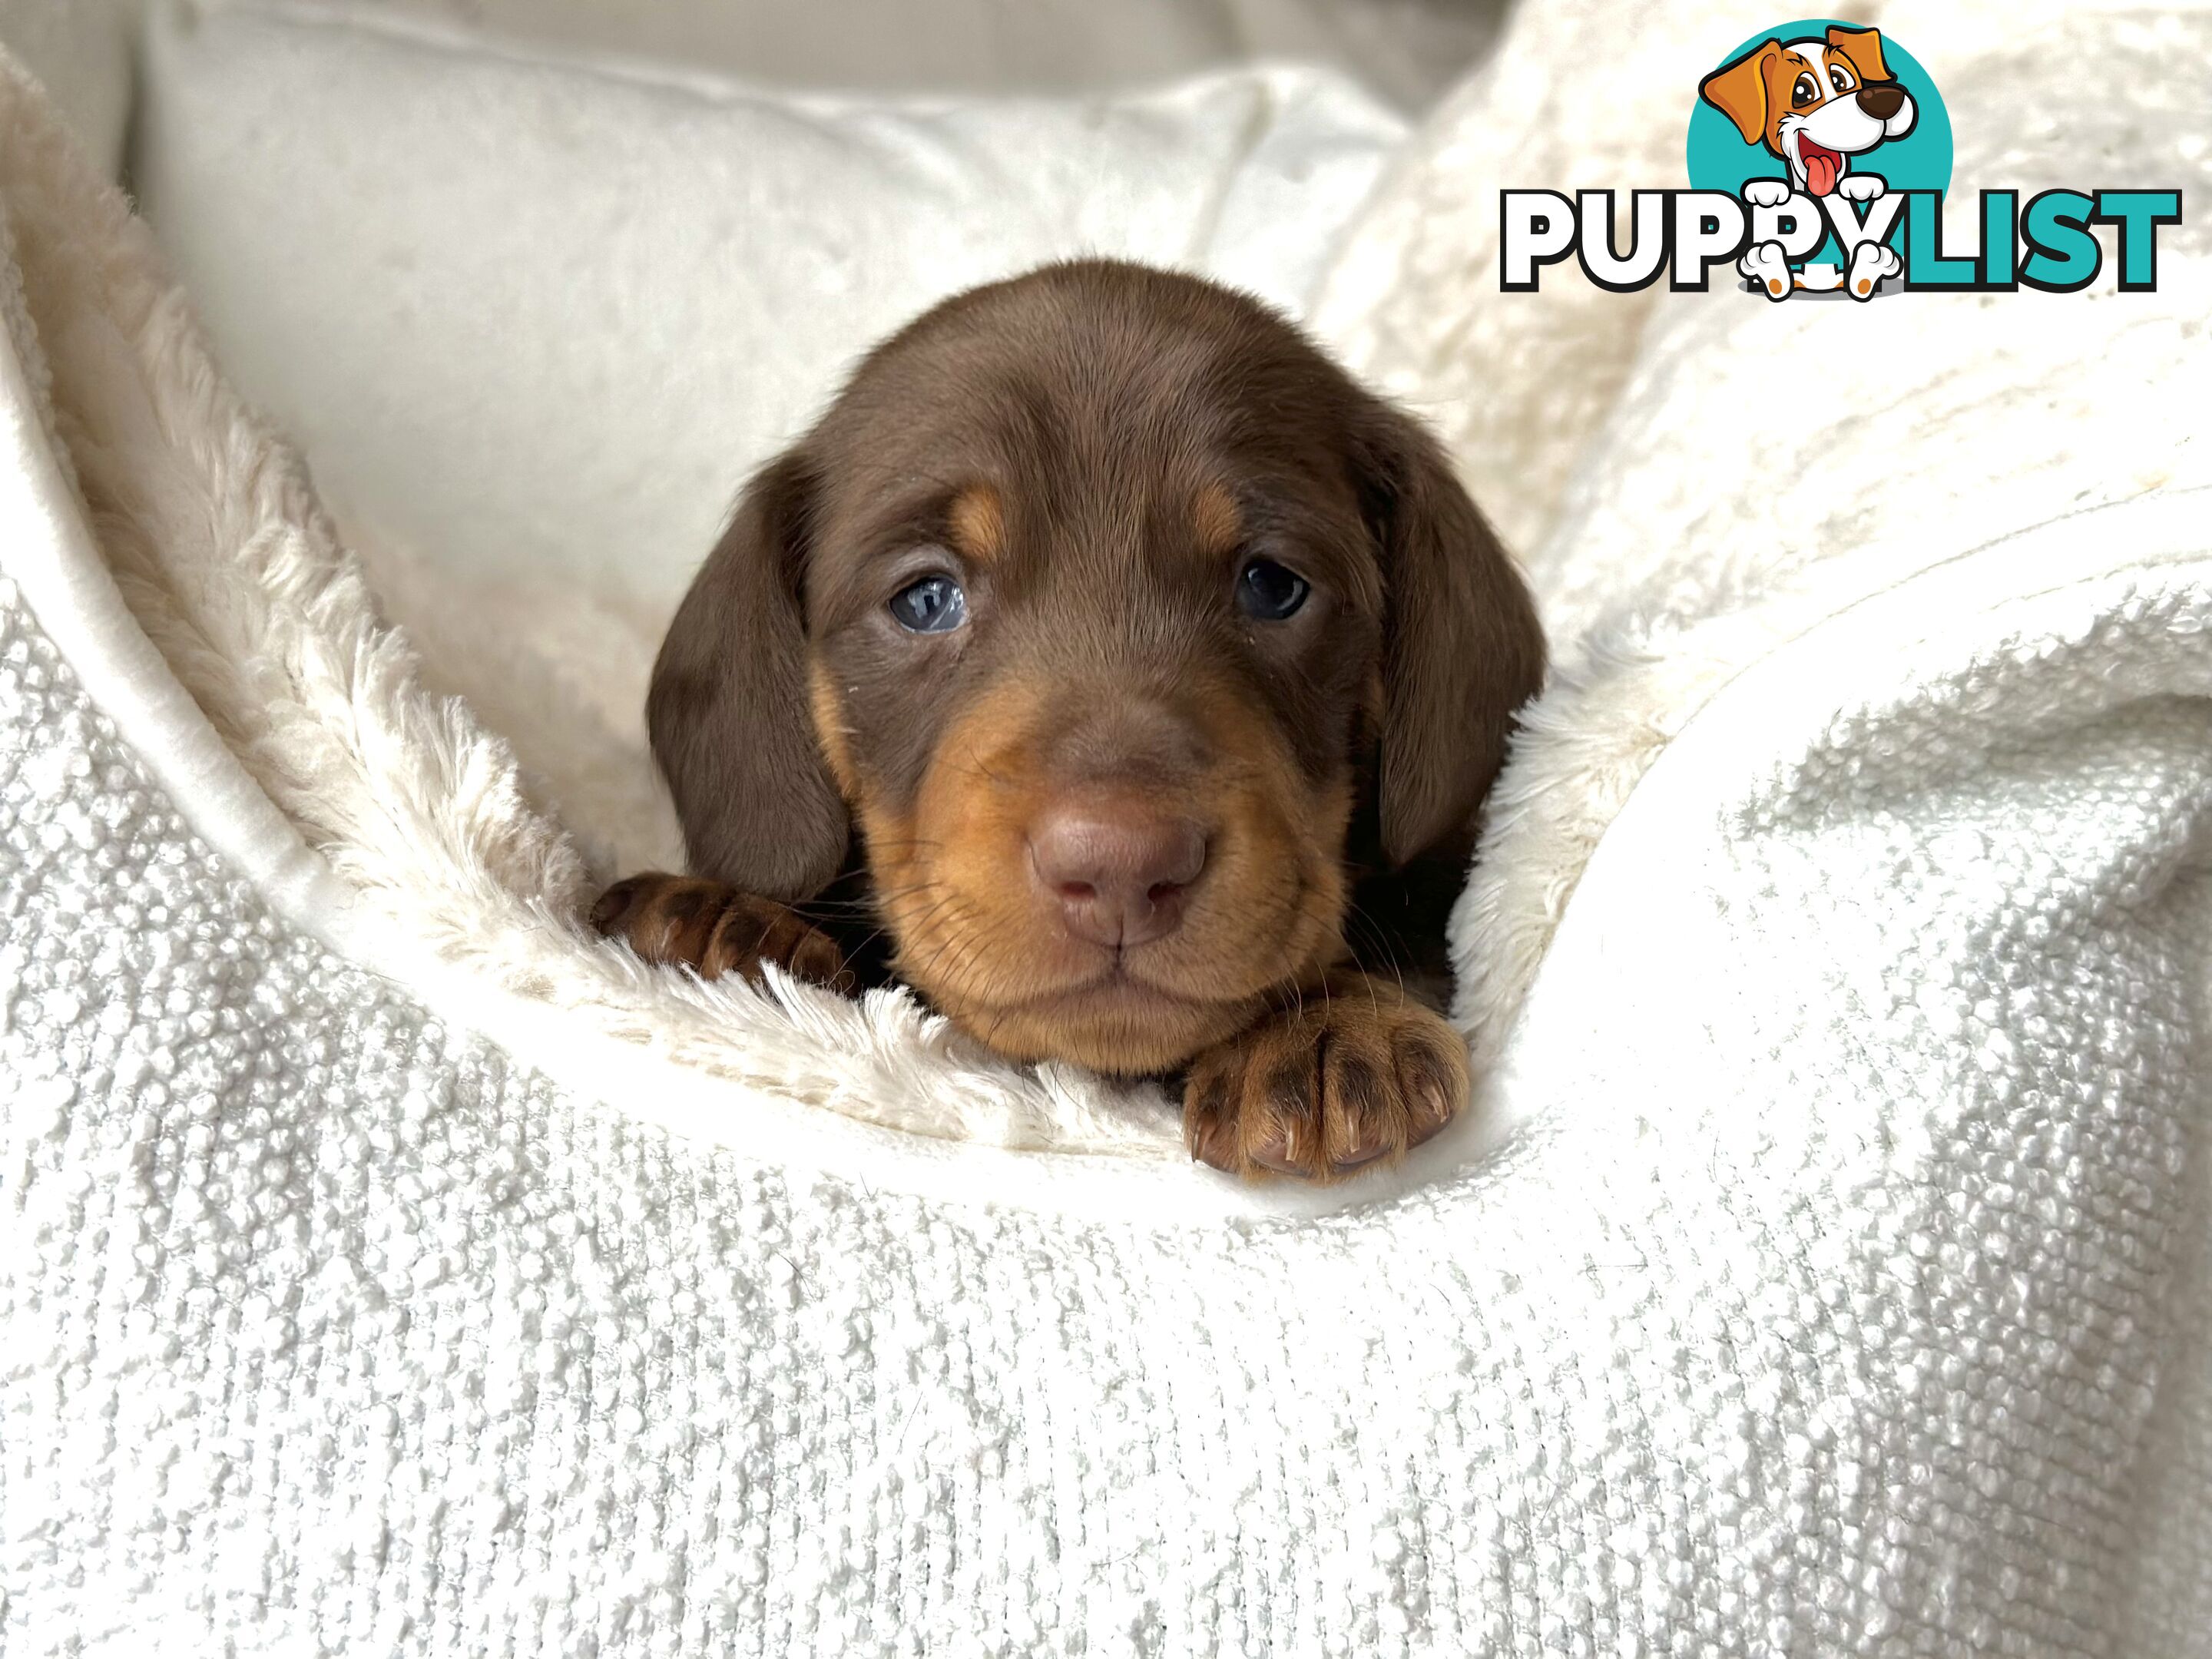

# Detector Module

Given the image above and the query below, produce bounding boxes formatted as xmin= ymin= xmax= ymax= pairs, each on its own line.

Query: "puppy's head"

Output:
xmin=651 ymin=261 xmax=1542 ymax=1074
xmin=1699 ymin=25 xmax=1916 ymax=197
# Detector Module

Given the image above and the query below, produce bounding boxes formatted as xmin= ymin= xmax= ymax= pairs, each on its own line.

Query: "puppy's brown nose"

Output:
xmin=1030 ymin=801 xmax=1207 ymax=949
xmin=1856 ymin=82 xmax=1904 ymax=120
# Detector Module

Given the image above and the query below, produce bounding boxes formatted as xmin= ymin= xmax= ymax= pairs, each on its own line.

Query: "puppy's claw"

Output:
xmin=591 ymin=873 xmax=854 ymax=995
xmin=1184 ymin=975 xmax=1469 ymax=1183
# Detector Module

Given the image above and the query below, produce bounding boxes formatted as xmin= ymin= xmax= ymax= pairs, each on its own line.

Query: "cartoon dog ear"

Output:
xmin=1352 ymin=403 xmax=1547 ymax=869
xmin=1826 ymin=23 xmax=1892 ymax=84
xmin=1700 ymin=40 xmax=1780 ymax=146
xmin=647 ymin=449 xmax=851 ymax=901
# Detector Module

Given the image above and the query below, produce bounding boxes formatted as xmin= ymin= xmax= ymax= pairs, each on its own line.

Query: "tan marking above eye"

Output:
xmin=1193 ymin=482 xmax=1243 ymax=558
xmin=947 ymin=482 xmax=1006 ymax=565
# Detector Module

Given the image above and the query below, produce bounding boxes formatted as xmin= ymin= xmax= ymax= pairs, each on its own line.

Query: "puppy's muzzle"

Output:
xmin=1856 ymin=82 xmax=1905 ymax=121
xmin=1029 ymin=799 xmax=1209 ymax=948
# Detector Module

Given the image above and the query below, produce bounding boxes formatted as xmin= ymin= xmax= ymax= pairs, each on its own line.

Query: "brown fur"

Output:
xmin=596 ymin=260 xmax=1545 ymax=1181
xmin=592 ymin=876 xmax=851 ymax=993
xmin=1184 ymin=969 xmax=1468 ymax=1180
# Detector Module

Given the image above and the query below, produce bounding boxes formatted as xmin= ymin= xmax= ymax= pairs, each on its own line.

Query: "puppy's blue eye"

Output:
xmin=1237 ymin=558 xmax=1310 ymax=622
xmin=889 ymin=575 xmax=967 ymax=634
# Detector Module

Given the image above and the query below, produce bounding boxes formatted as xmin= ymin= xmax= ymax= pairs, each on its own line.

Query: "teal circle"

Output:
xmin=1685 ymin=18 xmax=1952 ymax=264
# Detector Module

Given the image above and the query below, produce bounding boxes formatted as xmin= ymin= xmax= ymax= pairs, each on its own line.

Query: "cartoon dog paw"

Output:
xmin=1739 ymin=240 xmax=1793 ymax=301
xmin=1837 ymin=174 xmax=1887 ymax=204
xmin=1845 ymin=239 xmax=1902 ymax=300
xmin=1743 ymin=178 xmax=1793 ymax=209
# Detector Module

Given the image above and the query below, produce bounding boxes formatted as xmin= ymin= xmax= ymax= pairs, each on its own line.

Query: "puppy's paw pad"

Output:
xmin=1184 ymin=983 xmax=1469 ymax=1183
xmin=590 ymin=873 xmax=853 ymax=993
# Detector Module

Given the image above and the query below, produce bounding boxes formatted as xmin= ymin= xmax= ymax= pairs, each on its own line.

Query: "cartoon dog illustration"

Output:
xmin=1700 ymin=25 xmax=1916 ymax=299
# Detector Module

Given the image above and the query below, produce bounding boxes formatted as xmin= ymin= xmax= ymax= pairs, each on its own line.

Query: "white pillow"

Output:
xmin=0 ymin=0 xmax=132 ymax=177
xmin=134 ymin=1 xmax=1406 ymax=616
xmin=131 ymin=0 xmax=1406 ymax=868
xmin=283 ymin=0 xmax=1504 ymax=111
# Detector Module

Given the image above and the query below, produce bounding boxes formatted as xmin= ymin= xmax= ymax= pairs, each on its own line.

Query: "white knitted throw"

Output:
xmin=6 ymin=2 xmax=2212 ymax=1652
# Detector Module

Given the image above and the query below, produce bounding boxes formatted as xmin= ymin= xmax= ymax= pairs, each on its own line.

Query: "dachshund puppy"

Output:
xmin=592 ymin=260 xmax=1544 ymax=1181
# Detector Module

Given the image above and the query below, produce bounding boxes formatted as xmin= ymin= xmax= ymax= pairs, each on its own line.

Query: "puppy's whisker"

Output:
xmin=915 ymin=920 xmax=1008 ymax=1028
xmin=1341 ymin=904 xmax=1410 ymax=1002
xmin=905 ymin=895 xmax=985 ymax=988
xmin=811 ymin=880 xmax=936 ymax=919
xmin=889 ymin=896 xmax=972 ymax=962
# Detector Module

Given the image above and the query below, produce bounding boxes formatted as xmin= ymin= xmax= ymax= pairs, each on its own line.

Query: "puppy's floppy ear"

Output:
xmin=647 ymin=449 xmax=849 ymax=900
xmin=1353 ymin=404 xmax=1545 ymax=869
xmin=1700 ymin=40 xmax=1780 ymax=146
xmin=1825 ymin=24 xmax=1891 ymax=84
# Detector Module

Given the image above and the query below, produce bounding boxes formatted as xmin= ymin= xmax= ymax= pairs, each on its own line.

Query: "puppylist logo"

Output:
xmin=1501 ymin=19 xmax=2182 ymax=300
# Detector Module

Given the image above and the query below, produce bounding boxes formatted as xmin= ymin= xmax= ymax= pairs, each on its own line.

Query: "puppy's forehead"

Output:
xmin=820 ymin=271 xmax=1353 ymax=505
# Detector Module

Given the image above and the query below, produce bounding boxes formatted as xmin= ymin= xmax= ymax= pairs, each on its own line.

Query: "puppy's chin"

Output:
xmin=944 ymin=979 xmax=1266 ymax=1075
xmin=873 ymin=830 xmax=1347 ymax=1074
xmin=886 ymin=882 xmax=1344 ymax=1072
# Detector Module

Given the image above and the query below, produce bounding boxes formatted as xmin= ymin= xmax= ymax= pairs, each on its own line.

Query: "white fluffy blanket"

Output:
xmin=5 ymin=0 xmax=2212 ymax=1651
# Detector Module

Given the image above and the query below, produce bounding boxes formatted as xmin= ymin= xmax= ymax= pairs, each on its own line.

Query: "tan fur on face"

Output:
xmin=807 ymin=659 xmax=861 ymax=798
xmin=1193 ymin=482 xmax=1243 ymax=558
xmin=948 ymin=482 xmax=1008 ymax=565
xmin=853 ymin=672 xmax=1352 ymax=1075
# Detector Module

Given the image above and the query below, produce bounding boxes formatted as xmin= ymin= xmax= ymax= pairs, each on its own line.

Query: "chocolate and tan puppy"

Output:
xmin=593 ymin=260 xmax=1544 ymax=1181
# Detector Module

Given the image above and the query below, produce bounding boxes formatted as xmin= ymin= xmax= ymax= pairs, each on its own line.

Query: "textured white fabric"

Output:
xmin=131 ymin=0 xmax=1410 ymax=874
xmin=5 ymin=3 xmax=2212 ymax=1654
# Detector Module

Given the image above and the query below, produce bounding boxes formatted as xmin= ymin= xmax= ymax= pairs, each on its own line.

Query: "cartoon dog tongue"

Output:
xmin=1802 ymin=140 xmax=1842 ymax=197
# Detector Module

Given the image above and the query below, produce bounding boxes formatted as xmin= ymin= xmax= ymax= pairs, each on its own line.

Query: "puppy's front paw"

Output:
xmin=591 ymin=873 xmax=852 ymax=993
xmin=1836 ymin=173 xmax=1886 ymax=203
xmin=1743 ymin=178 xmax=1793 ymax=209
xmin=1184 ymin=975 xmax=1469 ymax=1182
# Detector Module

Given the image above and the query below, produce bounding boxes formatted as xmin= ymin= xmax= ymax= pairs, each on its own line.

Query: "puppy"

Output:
xmin=592 ymin=260 xmax=1544 ymax=1181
